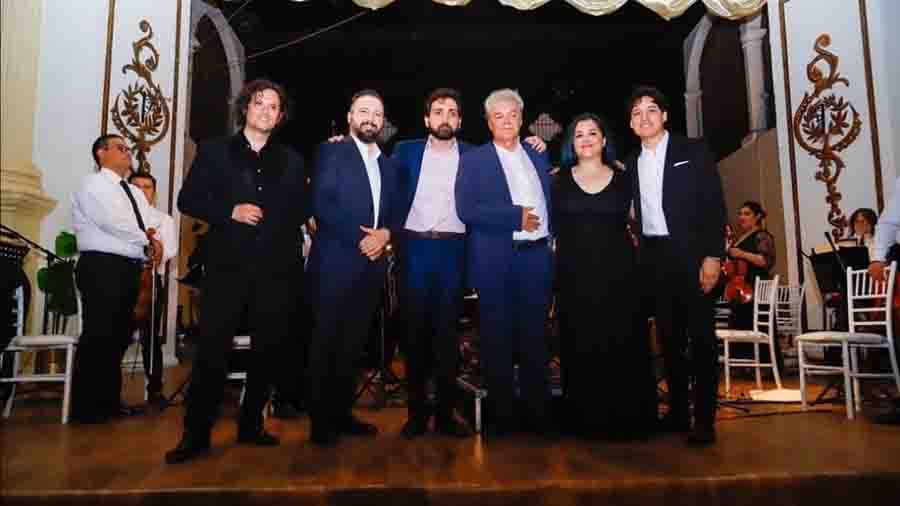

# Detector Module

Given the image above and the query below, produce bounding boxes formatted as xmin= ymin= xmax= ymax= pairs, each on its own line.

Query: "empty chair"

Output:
xmin=776 ymin=283 xmax=805 ymax=344
xmin=716 ymin=276 xmax=782 ymax=396
xmin=796 ymin=262 xmax=900 ymax=419
xmin=2 ymin=287 xmax=80 ymax=423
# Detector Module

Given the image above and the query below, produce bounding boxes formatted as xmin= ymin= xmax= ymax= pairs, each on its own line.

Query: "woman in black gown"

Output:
xmin=552 ymin=113 xmax=657 ymax=438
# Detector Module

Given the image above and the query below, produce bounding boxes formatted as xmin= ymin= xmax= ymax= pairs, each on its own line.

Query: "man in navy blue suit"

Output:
xmin=392 ymin=88 xmax=475 ymax=439
xmin=455 ymin=88 xmax=555 ymax=437
xmin=626 ymin=85 xmax=726 ymax=447
xmin=305 ymin=89 xmax=402 ymax=447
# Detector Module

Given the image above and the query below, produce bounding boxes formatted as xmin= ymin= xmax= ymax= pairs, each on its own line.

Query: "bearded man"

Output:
xmin=304 ymin=89 xmax=403 ymax=446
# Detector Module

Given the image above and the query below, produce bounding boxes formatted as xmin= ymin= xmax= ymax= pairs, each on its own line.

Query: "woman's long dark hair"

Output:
xmin=559 ymin=112 xmax=617 ymax=171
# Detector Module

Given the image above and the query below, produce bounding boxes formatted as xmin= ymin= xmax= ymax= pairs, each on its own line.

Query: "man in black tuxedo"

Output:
xmin=166 ymin=79 xmax=308 ymax=464
xmin=626 ymin=86 xmax=726 ymax=447
xmin=305 ymin=89 xmax=402 ymax=446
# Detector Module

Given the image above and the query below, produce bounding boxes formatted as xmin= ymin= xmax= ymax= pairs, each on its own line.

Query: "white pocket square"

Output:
xmin=673 ymin=160 xmax=689 ymax=167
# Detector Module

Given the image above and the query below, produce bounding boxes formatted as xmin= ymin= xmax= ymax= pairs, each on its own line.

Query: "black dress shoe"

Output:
xmin=335 ymin=415 xmax=378 ymax=436
xmin=117 ymin=404 xmax=145 ymax=417
xmin=165 ymin=433 xmax=211 ymax=464
xmin=401 ymin=414 xmax=431 ymax=439
xmin=237 ymin=426 xmax=280 ymax=446
xmin=310 ymin=426 xmax=339 ymax=447
xmin=435 ymin=415 xmax=474 ymax=438
xmin=272 ymin=401 xmax=305 ymax=420
xmin=686 ymin=425 xmax=716 ymax=447
xmin=657 ymin=414 xmax=691 ymax=433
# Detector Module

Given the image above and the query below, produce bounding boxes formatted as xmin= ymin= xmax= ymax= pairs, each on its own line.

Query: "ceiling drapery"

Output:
xmin=349 ymin=0 xmax=766 ymax=20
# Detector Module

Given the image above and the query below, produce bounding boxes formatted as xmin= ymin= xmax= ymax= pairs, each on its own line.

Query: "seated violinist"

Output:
xmin=725 ymin=201 xmax=775 ymax=326
xmin=724 ymin=201 xmax=783 ymax=369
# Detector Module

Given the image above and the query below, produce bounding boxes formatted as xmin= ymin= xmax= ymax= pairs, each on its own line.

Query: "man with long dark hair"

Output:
xmin=166 ymin=79 xmax=308 ymax=464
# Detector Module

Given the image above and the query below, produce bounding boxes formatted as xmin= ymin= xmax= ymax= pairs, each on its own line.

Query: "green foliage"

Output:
xmin=55 ymin=231 xmax=77 ymax=258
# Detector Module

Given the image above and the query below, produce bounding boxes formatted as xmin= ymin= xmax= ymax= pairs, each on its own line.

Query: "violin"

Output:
xmin=134 ymin=228 xmax=162 ymax=324
xmin=722 ymin=225 xmax=754 ymax=304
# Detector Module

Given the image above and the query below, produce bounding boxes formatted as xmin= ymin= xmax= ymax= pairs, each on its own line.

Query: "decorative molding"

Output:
xmin=778 ymin=0 xmax=804 ymax=285
xmin=110 ymin=20 xmax=172 ymax=175
xmin=791 ymin=34 xmax=862 ymax=240
xmin=858 ymin=0 xmax=884 ymax=210
xmin=0 ymin=165 xmax=57 ymax=219
xmin=168 ymin=0 xmax=183 ymax=213
xmin=101 ymin=0 xmax=117 ymax=134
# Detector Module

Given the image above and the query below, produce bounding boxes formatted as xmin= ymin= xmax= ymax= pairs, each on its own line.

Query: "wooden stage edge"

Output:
xmin=3 ymin=371 xmax=900 ymax=506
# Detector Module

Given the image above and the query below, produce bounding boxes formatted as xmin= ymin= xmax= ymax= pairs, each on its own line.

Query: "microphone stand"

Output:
xmin=1 ymin=223 xmax=73 ymax=334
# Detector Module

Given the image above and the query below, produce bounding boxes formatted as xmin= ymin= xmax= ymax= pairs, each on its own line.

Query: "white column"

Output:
xmin=684 ymin=89 xmax=704 ymax=138
xmin=740 ymin=14 xmax=769 ymax=133
xmin=1 ymin=0 xmax=58 ymax=333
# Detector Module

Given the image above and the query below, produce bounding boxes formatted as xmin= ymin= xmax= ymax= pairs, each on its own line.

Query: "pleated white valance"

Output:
xmin=349 ymin=0 xmax=766 ymax=20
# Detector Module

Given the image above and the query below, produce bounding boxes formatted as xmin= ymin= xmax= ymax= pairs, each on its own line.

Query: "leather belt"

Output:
xmin=405 ymin=230 xmax=465 ymax=240
xmin=81 ymin=250 xmax=144 ymax=265
xmin=512 ymin=237 xmax=549 ymax=251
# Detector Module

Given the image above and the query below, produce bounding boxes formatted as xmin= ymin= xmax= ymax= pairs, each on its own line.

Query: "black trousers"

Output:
xmin=184 ymin=266 xmax=301 ymax=434
xmin=71 ymin=252 xmax=141 ymax=420
xmin=306 ymin=262 xmax=385 ymax=430
xmin=641 ymin=237 xmax=718 ymax=428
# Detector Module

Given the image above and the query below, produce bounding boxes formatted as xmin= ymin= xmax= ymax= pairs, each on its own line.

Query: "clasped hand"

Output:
xmin=359 ymin=226 xmax=390 ymax=261
xmin=232 ymin=203 xmax=264 ymax=226
xmin=145 ymin=228 xmax=163 ymax=264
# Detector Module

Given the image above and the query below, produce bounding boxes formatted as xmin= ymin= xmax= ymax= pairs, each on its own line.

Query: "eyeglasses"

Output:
xmin=107 ymin=144 xmax=130 ymax=153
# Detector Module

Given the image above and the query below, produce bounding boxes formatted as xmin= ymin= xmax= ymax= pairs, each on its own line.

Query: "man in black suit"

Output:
xmin=305 ymin=89 xmax=402 ymax=446
xmin=166 ymin=79 xmax=308 ymax=464
xmin=626 ymin=86 xmax=726 ymax=447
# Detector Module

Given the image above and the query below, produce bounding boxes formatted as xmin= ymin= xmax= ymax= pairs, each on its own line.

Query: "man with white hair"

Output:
xmin=455 ymin=88 xmax=555 ymax=438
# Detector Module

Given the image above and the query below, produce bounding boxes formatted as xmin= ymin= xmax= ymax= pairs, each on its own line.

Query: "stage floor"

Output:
xmin=2 ymin=366 xmax=900 ymax=506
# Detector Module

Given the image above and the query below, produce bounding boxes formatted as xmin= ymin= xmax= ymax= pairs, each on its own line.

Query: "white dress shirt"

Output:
xmin=872 ymin=177 xmax=900 ymax=262
xmin=495 ymin=142 xmax=549 ymax=241
xmin=72 ymin=168 xmax=159 ymax=259
xmin=146 ymin=206 xmax=177 ymax=274
xmin=351 ymin=134 xmax=382 ymax=228
xmin=404 ymin=137 xmax=465 ymax=233
xmin=637 ymin=130 xmax=670 ymax=236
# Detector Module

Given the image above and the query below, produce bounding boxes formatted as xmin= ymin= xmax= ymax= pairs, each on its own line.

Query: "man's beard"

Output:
xmin=429 ymin=123 xmax=457 ymax=141
xmin=352 ymin=122 xmax=381 ymax=144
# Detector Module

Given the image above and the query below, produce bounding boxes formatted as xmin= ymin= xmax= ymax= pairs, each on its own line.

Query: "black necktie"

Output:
xmin=120 ymin=180 xmax=146 ymax=231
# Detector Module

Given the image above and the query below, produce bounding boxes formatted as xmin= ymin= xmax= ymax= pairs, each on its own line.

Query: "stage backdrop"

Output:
xmin=768 ymin=0 xmax=900 ymax=329
xmin=33 ymin=0 xmax=191 ymax=360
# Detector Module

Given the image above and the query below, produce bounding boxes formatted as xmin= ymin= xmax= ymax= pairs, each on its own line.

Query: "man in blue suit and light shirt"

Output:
xmin=305 ymin=89 xmax=403 ymax=447
xmin=393 ymin=88 xmax=476 ymax=438
xmin=455 ymin=88 xmax=556 ymax=437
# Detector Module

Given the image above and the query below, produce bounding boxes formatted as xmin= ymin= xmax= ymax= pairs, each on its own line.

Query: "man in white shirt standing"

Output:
xmin=455 ymin=89 xmax=556 ymax=438
xmin=626 ymin=86 xmax=726 ymax=447
xmin=70 ymin=134 xmax=163 ymax=423
xmin=128 ymin=172 xmax=177 ymax=406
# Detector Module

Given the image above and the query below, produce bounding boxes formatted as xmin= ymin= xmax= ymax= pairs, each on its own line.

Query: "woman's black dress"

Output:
xmin=553 ymin=168 xmax=657 ymax=437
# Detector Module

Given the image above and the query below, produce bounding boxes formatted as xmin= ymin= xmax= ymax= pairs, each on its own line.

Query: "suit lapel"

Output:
xmin=344 ymin=139 xmax=376 ymax=226
xmin=408 ymin=141 xmax=426 ymax=205
xmin=488 ymin=144 xmax=514 ymax=206
xmin=377 ymin=154 xmax=390 ymax=228
xmin=661 ymin=134 xmax=679 ymax=217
